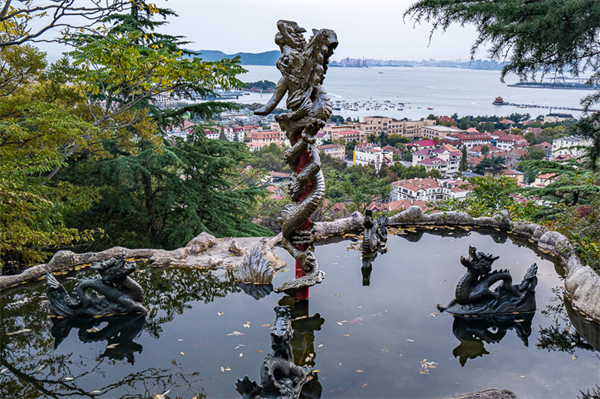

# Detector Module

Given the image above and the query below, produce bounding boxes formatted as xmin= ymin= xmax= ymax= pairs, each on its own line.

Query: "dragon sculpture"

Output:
xmin=437 ymin=246 xmax=538 ymax=315
xmin=46 ymin=253 xmax=146 ymax=317
xmin=360 ymin=210 xmax=389 ymax=286
xmin=236 ymin=305 xmax=313 ymax=399
xmin=255 ymin=20 xmax=338 ymax=294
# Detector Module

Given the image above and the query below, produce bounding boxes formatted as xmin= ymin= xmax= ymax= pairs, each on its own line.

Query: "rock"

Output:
xmin=186 ymin=232 xmax=217 ymax=254
xmin=229 ymin=239 xmax=245 ymax=256
xmin=388 ymin=206 xmax=426 ymax=225
xmin=235 ymin=247 xmax=273 ymax=284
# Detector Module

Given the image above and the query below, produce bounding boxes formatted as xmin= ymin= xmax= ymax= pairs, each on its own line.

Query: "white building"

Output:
xmin=391 ymin=178 xmax=471 ymax=202
xmin=411 ymin=147 xmax=462 ymax=176
xmin=552 ymin=136 xmax=593 ymax=158
xmin=353 ymin=143 xmax=394 ymax=171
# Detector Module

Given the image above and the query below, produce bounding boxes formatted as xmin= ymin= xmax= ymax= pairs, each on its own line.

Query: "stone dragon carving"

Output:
xmin=437 ymin=246 xmax=538 ymax=315
xmin=360 ymin=210 xmax=388 ymax=253
xmin=360 ymin=210 xmax=389 ymax=286
xmin=46 ymin=253 xmax=146 ymax=317
xmin=255 ymin=20 xmax=337 ymax=294
xmin=236 ymin=305 xmax=313 ymax=399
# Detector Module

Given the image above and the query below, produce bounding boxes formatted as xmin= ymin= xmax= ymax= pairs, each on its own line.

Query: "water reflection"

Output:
xmin=51 ymin=314 xmax=146 ymax=364
xmin=451 ymin=313 xmax=534 ymax=366
xmin=279 ymin=297 xmax=324 ymax=398
xmin=360 ymin=248 xmax=387 ymax=286
xmin=238 ymin=282 xmax=274 ymax=300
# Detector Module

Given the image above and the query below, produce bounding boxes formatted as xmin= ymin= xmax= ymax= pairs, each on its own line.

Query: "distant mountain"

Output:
xmin=188 ymin=50 xmax=281 ymax=65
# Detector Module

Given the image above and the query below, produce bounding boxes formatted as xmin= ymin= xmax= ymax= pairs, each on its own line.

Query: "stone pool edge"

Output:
xmin=2 ymin=206 xmax=596 ymax=323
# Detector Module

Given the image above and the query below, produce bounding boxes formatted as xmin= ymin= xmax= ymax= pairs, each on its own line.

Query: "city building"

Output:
xmin=318 ymin=144 xmax=346 ymax=160
xmin=552 ymin=136 xmax=593 ymax=158
xmin=421 ymin=125 xmax=464 ymax=139
xmin=331 ymin=130 xmax=363 ymax=143
xmin=353 ymin=143 xmax=394 ymax=171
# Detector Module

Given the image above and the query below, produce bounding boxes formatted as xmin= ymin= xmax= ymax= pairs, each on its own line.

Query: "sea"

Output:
xmin=235 ymin=65 xmax=595 ymax=120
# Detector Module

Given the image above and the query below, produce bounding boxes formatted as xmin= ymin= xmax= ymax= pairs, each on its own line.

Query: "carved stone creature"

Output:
xmin=360 ymin=210 xmax=388 ymax=253
xmin=437 ymin=246 xmax=538 ymax=315
xmin=46 ymin=253 xmax=146 ymax=317
xmin=236 ymin=306 xmax=313 ymax=399
xmin=255 ymin=20 xmax=337 ymax=294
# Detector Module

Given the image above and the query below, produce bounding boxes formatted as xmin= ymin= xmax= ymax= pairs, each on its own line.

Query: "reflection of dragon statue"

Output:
xmin=437 ymin=246 xmax=538 ymax=315
xmin=451 ymin=313 xmax=534 ymax=366
xmin=255 ymin=20 xmax=338 ymax=294
xmin=236 ymin=306 xmax=313 ymax=399
xmin=46 ymin=253 xmax=146 ymax=317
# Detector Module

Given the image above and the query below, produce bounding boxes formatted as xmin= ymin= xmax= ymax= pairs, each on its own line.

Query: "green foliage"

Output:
xmin=434 ymin=176 xmax=541 ymax=220
xmin=65 ymin=134 xmax=272 ymax=250
xmin=522 ymin=146 xmax=547 ymax=161
xmin=244 ymin=80 xmax=275 ymax=91
xmin=326 ymin=164 xmax=391 ymax=213
xmin=459 ymin=146 xmax=468 ymax=172
xmin=474 ymin=156 xmax=505 ymax=176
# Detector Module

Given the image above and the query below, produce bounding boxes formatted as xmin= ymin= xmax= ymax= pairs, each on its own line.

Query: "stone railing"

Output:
xmin=2 ymin=207 xmax=598 ymax=322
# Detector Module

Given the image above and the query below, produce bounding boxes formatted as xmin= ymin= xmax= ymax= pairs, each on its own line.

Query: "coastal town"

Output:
xmin=167 ymin=106 xmax=589 ymax=215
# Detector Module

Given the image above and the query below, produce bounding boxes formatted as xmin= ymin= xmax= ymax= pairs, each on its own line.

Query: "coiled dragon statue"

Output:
xmin=255 ymin=20 xmax=338 ymax=294
xmin=46 ymin=253 xmax=146 ymax=317
xmin=437 ymin=246 xmax=538 ymax=316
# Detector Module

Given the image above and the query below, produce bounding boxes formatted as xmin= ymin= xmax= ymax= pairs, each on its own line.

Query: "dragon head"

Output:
xmin=275 ymin=20 xmax=307 ymax=52
xmin=460 ymin=246 xmax=499 ymax=276
xmin=92 ymin=253 xmax=136 ymax=283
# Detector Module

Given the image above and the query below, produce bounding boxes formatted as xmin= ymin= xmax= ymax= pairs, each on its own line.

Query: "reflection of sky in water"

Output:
xmin=2 ymin=229 xmax=600 ymax=398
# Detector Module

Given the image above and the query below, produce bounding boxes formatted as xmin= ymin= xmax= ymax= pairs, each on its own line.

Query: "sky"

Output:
xmin=40 ymin=0 xmax=488 ymax=62
xmin=153 ymin=0 xmax=484 ymax=61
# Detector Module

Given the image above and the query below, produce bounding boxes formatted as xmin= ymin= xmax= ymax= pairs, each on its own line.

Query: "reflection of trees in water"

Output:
xmin=536 ymin=287 xmax=600 ymax=399
xmin=537 ymin=287 xmax=596 ymax=354
xmin=139 ymin=266 xmax=240 ymax=339
xmin=0 ymin=265 xmax=240 ymax=398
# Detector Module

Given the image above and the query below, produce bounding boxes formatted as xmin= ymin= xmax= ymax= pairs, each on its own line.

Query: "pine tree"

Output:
xmin=459 ymin=146 xmax=468 ymax=172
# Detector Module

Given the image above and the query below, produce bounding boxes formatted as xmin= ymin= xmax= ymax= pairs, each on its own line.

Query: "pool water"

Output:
xmin=2 ymin=228 xmax=600 ymax=398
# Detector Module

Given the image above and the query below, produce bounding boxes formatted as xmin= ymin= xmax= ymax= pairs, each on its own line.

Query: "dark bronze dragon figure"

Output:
xmin=255 ymin=20 xmax=338 ymax=294
xmin=437 ymin=246 xmax=538 ymax=315
xmin=236 ymin=305 xmax=313 ymax=399
xmin=46 ymin=253 xmax=146 ymax=317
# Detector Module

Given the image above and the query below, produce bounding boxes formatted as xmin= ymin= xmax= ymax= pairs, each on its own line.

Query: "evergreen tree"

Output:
xmin=459 ymin=146 xmax=469 ymax=172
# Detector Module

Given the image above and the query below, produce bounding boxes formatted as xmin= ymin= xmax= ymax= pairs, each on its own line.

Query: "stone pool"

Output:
xmin=2 ymin=227 xmax=600 ymax=398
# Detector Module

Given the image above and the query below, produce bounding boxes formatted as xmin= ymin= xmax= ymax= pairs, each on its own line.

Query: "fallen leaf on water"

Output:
xmin=153 ymin=389 xmax=171 ymax=399
xmin=228 ymin=331 xmax=244 ymax=336
xmin=335 ymin=294 xmax=341 ymax=297
xmin=355 ymin=370 xmax=364 ymax=373
xmin=63 ymin=377 xmax=74 ymax=381
xmin=178 ymin=339 xmax=183 ymax=341
xmin=93 ymin=315 xmax=102 ymax=319
xmin=343 ymin=334 xmax=349 ymax=337
xmin=361 ymin=383 xmax=368 ymax=388
xmin=239 ymin=353 xmax=243 ymax=357
xmin=243 ymin=322 xmax=250 ymax=328
xmin=318 ymin=344 xmax=323 ymax=347
xmin=407 ymin=339 xmax=414 ymax=342
xmin=180 ymin=352 xmax=185 ymax=356
xmin=234 ymin=344 xmax=245 ymax=349
xmin=86 ymin=328 xmax=99 ymax=333
xmin=224 ymin=367 xmax=232 ymax=371
xmin=262 ymin=324 xmax=271 ymax=327
xmin=336 ymin=322 xmax=343 ymax=326
xmin=1 ymin=368 xmax=7 ymax=374
xmin=429 ymin=313 xmax=438 ymax=317
xmin=37 ymin=365 xmax=46 ymax=372
xmin=420 ymin=370 xmax=429 ymax=375
xmin=89 ymin=391 xmax=102 ymax=394
xmin=519 ymin=375 xmax=526 ymax=378
xmin=254 ymin=350 xmax=263 ymax=353
xmin=6 ymin=329 xmax=32 ymax=336
xmin=106 ymin=343 xmax=119 ymax=349
xmin=218 ymin=312 xmax=224 ymax=316
xmin=572 ymin=355 xmax=578 ymax=360
xmin=220 ymin=367 xmax=225 ymax=372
